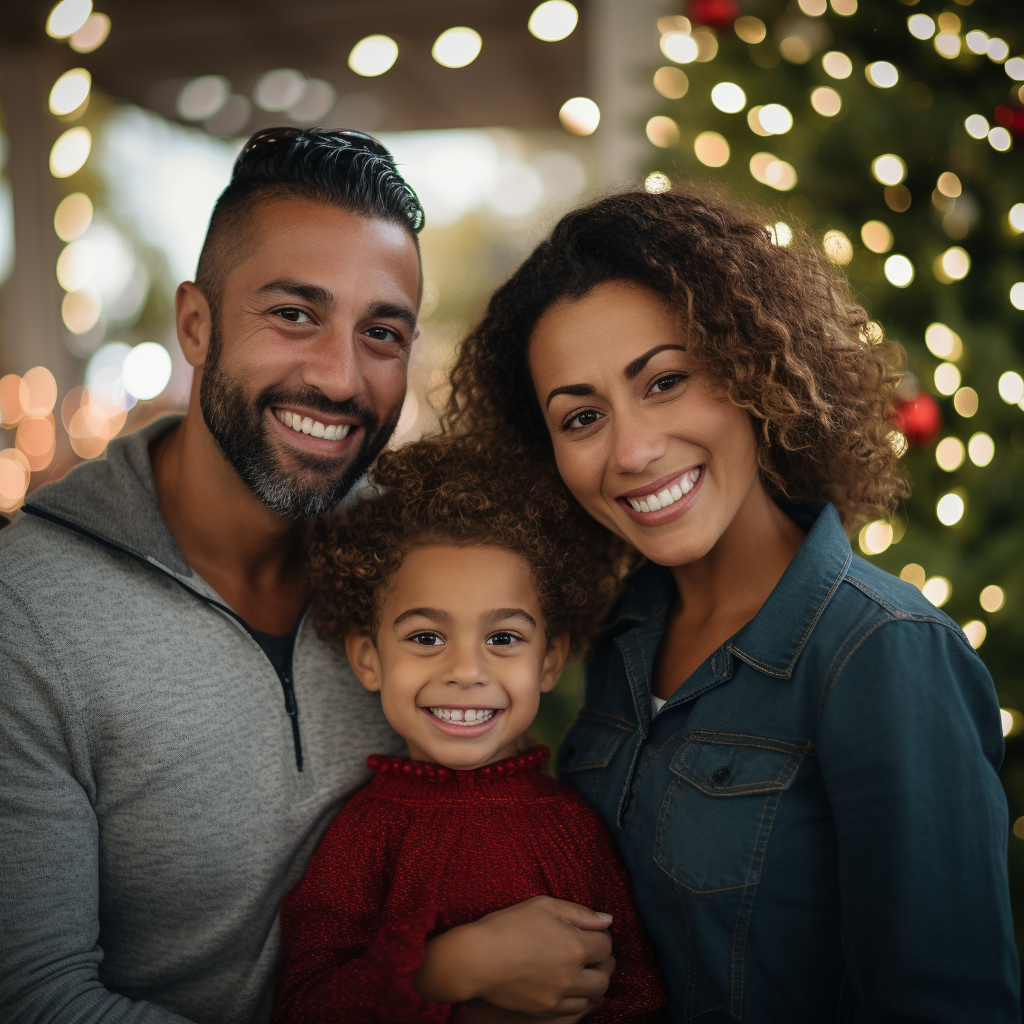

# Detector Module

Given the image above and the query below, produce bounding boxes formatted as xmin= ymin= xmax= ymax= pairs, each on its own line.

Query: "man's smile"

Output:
xmin=272 ymin=406 xmax=355 ymax=440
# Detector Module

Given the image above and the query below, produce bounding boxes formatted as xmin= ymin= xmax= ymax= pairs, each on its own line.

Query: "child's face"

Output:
xmin=345 ymin=544 xmax=568 ymax=770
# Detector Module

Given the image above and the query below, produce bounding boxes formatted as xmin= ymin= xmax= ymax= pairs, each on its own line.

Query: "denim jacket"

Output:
xmin=559 ymin=503 xmax=1019 ymax=1023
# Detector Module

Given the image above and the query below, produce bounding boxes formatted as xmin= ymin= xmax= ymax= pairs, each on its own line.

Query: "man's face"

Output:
xmin=198 ymin=198 xmax=421 ymax=518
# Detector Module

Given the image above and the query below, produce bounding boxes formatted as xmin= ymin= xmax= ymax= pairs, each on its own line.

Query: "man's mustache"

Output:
xmin=257 ymin=388 xmax=378 ymax=428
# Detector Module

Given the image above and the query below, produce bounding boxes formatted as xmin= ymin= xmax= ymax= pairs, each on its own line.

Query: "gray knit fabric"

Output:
xmin=0 ymin=416 xmax=403 ymax=1024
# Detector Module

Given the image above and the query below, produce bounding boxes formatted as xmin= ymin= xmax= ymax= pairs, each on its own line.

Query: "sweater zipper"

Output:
xmin=22 ymin=504 xmax=307 ymax=772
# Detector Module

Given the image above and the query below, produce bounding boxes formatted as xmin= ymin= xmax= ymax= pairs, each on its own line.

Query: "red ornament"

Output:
xmin=893 ymin=393 xmax=941 ymax=449
xmin=994 ymin=104 xmax=1024 ymax=141
xmin=688 ymin=0 xmax=740 ymax=31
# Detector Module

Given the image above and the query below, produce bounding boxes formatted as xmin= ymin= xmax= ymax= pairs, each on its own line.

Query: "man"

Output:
xmin=0 ymin=126 xmax=617 ymax=1024
xmin=0 ymin=128 xmax=423 ymax=1023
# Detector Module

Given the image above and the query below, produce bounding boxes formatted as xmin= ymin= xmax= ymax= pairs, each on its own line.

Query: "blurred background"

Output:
xmin=1 ymin=0 xmax=1023 ymax=964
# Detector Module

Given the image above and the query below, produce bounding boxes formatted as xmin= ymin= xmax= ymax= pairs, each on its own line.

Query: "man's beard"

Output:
xmin=199 ymin=322 xmax=401 ymax=519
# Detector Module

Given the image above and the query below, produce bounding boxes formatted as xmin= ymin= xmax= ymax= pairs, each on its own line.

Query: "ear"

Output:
xmin=539 ymin=633 xmax=570 ymax=693
xmin=344 ymin=633 xmax=384 ymax=693
xmin=176 ymin=281 xmax=213 ymax=370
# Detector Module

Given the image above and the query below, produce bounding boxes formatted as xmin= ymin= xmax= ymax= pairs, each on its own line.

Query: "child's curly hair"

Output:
xmin=443 ymin=185 xmax=908 ymax=532
xmin=309 ymin=433 xmax=633 ymax=657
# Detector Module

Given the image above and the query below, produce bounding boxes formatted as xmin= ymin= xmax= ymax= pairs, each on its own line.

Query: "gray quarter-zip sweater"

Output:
xmin=0 ymin=416 xmax=403 ymax=1024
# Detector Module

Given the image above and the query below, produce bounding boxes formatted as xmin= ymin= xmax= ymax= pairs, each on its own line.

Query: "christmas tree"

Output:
xmin=633 ymin=0 xmax=1024 ymax=956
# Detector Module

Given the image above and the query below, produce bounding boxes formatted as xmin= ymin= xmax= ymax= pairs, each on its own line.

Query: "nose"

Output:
xmin=442 ymin=640 xmax=488 ymax=689
xmin=611 ymin=407 xmax=668 ymax=476
xmin=300 ymin=325 xmax=365 ymax=405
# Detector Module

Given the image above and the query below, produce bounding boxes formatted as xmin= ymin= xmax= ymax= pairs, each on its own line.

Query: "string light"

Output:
xmin=871 ymin=154 xmax=906 ymax=186
xmin=46 ymin=0 xmax=92 ymax=39
xmin=49 ymin=68 xmax=91 ymax=116
xmin=178 ymin=76 xmax=230 ymax=120
xmin=653 ymin=67 xmax=688 ymax=99
xmin=935 ymin=437 xmax=965 ymax=471
xmin=936 ymin=492 xmax=965 ymax=526
xmin=49 ymin=126 xmax=91 ymax=178
xmin=865 ymin=62 xmax=899 ymax=88
xmin=69 ymin=11 xmax=109 ymax=52
xmin=54 ymin=192 xmax=93 ymax=242
xmin=934 ymin=246 xmax=970 ymax=282
xmin=661 ymin=32 xmax=698 ymax=65
xmin=965 ymin=114 xmax=989 ymax=139
xmin=965 ymin=30 xmax=989 ymax=55
xmin=768 ymin=222 xmax=793 ymax=246
xmin=1011 ymin=283 xmax=1024 ymax=310
xmin=907 ymin=14 xmax=936 ymax=40
xmin=810 ymin=87 xmax=842 ymax=117
xmin=998 ymin=371 xmax=1024 ymax=404
xmin=1008 ymin=204 xmax=1024 ymax=233
xmin=899 ymin=563 xmax=926 ymax=589
xmin=749 ymin=152 xmax=796 ymax=189
xmin=860 ymin=220 xmax=893 ymax=253
xmin=922 ymin=576 xmax=952 ymax=606
xmin=734 ymin=17 xmax=766 ymax=44
xmin=646 ymin=116 xmax=680 ymax=147
xmin=822 ymin=51 xmax=853 ymax=79
xmin=823 ymin=230 xmax=853 ymax=264
xmin=962 ymin=621 xmax=987 ymax=649
xmin=695 ymin=132 xmax=730 ymax=167
xmin=644 ymin=172 xmax=671 ymax=194
xmin=758 ymin=103 xmax=793 ymax=134
xmin=988 ymin=127 xmax=1012 ymax=152
xmin=924 ymin=323 xmax=962 ymax=360
xmin=710 ymin=83 xmax=746 ymax=114
xmin=934 ymin=32 xmax=961 ymax=59
xmin=987 ymin=38 xmax=1010 ymax=63
xmin=968 ymin=432 xmax=995 ymax=467
xmin=953 ymin=387 xmax=978 ymax=417
xmin=1005 ymin=57 xmax=1024 ymax=81
xmin=884 ymin=254 xmax=914 ymax=287
xmin=858 ymin=520 xmax=893 ymax=554
xmin=980 ymin=585 xmax=1005 ymax=613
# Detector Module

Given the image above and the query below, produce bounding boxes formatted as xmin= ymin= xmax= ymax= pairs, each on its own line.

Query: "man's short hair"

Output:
xmin=195 ymin=127 xmax=425 ymax=308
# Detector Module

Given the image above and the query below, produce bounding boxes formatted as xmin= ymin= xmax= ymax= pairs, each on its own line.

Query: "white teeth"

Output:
xmin=626 ymin=468 xmax=702 ymax=515
xmin=274 ymin=409 xmax=352 ymax=441
xmin=428 ymin=707 xmax=495 ymax=726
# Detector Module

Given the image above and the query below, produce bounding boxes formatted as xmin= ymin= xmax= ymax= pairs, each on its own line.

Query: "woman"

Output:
xmin=443 ymin=188 xmax=1019 ymax=1021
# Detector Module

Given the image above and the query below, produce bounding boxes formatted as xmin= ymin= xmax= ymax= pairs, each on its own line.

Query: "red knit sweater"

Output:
xmin=273 ymin=745 xmax=665 ymax=1024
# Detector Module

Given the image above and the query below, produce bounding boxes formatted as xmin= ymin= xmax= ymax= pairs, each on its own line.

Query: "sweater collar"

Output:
xmin=367 ymin=744 xmax=551 ymax=790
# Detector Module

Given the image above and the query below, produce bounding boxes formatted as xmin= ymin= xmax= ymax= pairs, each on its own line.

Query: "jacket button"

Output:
xmin=711 ymin=765 xmax=731 ymax=784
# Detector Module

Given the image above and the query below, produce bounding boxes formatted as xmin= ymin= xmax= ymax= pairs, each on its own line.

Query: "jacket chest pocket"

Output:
xmin=654 ymin=731 xmax=811 ymax=893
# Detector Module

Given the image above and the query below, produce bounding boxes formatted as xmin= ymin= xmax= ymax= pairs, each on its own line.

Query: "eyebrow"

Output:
xmin=253 ymin=279 xmax=335 ymax=308
xmin=391 ymin=607 xmax=537 ymax=629
xmin=545 ymin=343 xmax=687 ymax=409
xmin=364 ymin=299 xmax=418 ymax=336
xmin=623 ymin=344 xmax=686 ymax=380
xmin=485 ymin=608 xmax=537 ymax=629
xmin=393 ymin=607 xmax=453 ymax=628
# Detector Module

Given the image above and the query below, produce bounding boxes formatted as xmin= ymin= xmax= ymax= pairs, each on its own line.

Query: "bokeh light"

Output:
xmin=348 ymin=35 xmax=399 ymax=77
xmin=1003 ymin=710 xmax=1023 ymax=740
xmin=559 ymin=97 xmax=600 ymax=136
xmin=528 ymin=1 xmax=578 ymax=42
xmin=797 ymin=0 xmax=826 ymax=15
xmin=968 ymin=432 xmax=995 ymax=467
xmin=69 ymin=11 xmax=110 ymax=53
xmin=884 ymin=254 xmax=914 ymax=287
xmin=22 ymin=367 xmax=57 ymax=418
xmin=122 ymin=343 xmax=173 ymax=401
xmin=934 ymin=32 xmax=961 ymax=59
xmin=922 ymin=576 xmax=952 ymax=606
xmin=907 ymin=14 xmax=936 ymax=40
xmin=253 ymin=69 xmax=305 ymax=111
xmin=710 ymin=83 xmax=745 ymax=114
xmin=936 ymin=492 xmax=965 ymax=526
xmin=16 ymin=416 xmax=56 ymax=472
xmin=822 ymin=51 xmax=853 ymax=79
xmin=953 ymin=387 xmax=978 ymax=417
xmin=860 ymin=220 xmax=893 ymax=253
xmin=661 ymin=32 xmax=698 ymax=65
xmin=768 ymin=222 xmax=793 ymax=246
xmin=432 ymin=27 xmax=483 ymax=69
xmin=0 ymin=375 xmax=30 ymax=428
xmin=871 ymin=154 xmax=907 ymax=186
xmin=54 ymin=192 xmax=93 ymax=242
xmin=653 ymin=67 xmax=688 ymax=99
xmin=936 ymin=172 xmax=962 ymax=198
xmin=900 ymin=563 xmax=926 ymax=589
xmin=49 ymin=68 xmax=91 ymax=117
xmin=646 ymin=116 xmax=680 ymax=148
xmin=925 ymin=323 xmax=962 ymax=360
xmin=865 ymin=61 xmax=898 ymax=88
xmin=49 ymin=126 xmax=91 ymax=178
xmin=749 ymin=152 xmax=796 ymax=189
xmin=734 ymin=17 xmax=766 ymax=44
xmin=758 ymin=103 xmax=793 ymax=134
xmin=0 ymin=448 xmax=31 ymax=514
xmin=56 ymin=239 xmax=93 ymax=291
xmin=61 ymin=288 xmax=101 ymax=334
xmin=858 ymin=520 xmax=893 ymax=555
xmin=962 ymin=621 xmax=987 ymax=649
xmin=988 ymin=127 xmax=1012 ymax=152
xmin=1011 ymin=283 xmax=1024 ymax=310
xmin=935 ymin=436 xmax=965 ymax=471
xmin=965 ymin=114 xmax=989 ymax=139
xmin=933 ymin=362 xmax=961 ymax=395
xmin=46 ymin=0 xmax=92 ymax=39
xmin=980 ymin=585 xmax=1005 ymax=613
xmin=1009 ymin=204 xmax=1024 ymax=234
xmin=998 ymin=371 xmax=1024 ymax=404
xmin=987 ymin=38 xmax=1010 ymax=63
xmin=177 ymin=76 xmax=230 ymax=121
xmin=935 ymin=246 xmax=970 ymax=282
xmin=810 ymin=87 xmax=842 ymax=116
xmin=695 ymin=132 xmax=730 ymax=168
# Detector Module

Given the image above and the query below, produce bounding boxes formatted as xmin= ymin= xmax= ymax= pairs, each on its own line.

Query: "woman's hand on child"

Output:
xmin=414 ymin=895 xmax=615 ymax=1016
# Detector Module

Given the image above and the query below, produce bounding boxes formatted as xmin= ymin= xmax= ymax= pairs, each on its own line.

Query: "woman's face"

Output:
xmin=529 ymin=280 xmax=764 ymax=568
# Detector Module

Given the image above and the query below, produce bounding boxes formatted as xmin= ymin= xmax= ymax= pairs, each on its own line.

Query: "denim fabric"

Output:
xmin=559 ymin=502 xmax=1019 ymax=1023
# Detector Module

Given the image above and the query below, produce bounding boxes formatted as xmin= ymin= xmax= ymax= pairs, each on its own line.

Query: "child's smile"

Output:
xmin=346 ymin=544 xmax=569 ymax=771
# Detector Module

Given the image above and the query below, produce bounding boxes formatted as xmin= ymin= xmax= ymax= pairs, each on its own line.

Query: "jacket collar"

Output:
xmin=24 ymin=414 xmax=195 ymax=579
xmin=607 ymin=501 xmax=852 ymax=681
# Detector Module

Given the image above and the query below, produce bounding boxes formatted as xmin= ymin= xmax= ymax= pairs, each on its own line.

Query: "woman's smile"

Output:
xmin=617 ymin=465 xmax=703 ymax=523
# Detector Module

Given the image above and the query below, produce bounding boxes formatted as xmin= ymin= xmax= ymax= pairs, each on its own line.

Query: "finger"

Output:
xmin=542 ymin=898 xmax=613 ymax=930
xmin=588 ymin=955 xmax=615 ymax=980
xmin=576 ymin=930 xmax=614 ymax=965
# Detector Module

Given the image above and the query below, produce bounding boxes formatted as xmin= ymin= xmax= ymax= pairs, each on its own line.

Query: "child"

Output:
xmin=273 ymin=433 xmax=665 ymax=1023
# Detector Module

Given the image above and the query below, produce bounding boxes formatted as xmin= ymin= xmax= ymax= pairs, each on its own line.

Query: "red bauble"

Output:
xmin=893 ymin=393 xmax=942 ymax=449
xmin=994 ymin=104 xmax=1024 ymax=141
xmin=688 ymin=0 xmax=740 ymax=31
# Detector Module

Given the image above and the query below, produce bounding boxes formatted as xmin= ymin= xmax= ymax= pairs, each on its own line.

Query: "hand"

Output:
xmin=414 ymin=896 xmax=615 ymax=1016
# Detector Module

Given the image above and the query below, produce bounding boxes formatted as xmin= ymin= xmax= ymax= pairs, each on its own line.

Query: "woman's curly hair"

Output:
xmin=443 ymin=185 xmax=908 ymax=531
xmin=309 ymin=433 xmax=633 ymax=657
